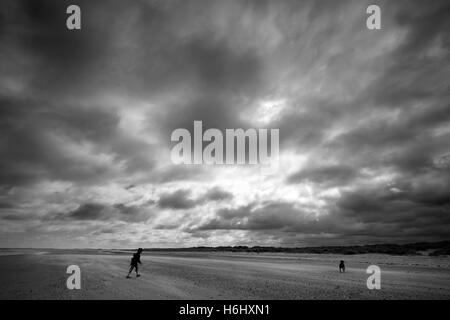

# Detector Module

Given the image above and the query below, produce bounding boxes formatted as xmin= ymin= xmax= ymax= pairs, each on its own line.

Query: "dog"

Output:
xmin=339 ymin=260 xmax=345 ymax=273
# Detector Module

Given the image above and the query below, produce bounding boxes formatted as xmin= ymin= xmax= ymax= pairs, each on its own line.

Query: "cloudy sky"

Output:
xmin=0 ymin=0 xmax=449 ymax=248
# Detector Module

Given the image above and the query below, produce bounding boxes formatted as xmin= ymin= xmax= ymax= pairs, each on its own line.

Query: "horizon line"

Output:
xmin=1 ymin=239 xmax=449 ymax=251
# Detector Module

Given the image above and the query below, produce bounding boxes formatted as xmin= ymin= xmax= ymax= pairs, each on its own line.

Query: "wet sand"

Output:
xmin=0 ymin=250 xmax=449 ymax=299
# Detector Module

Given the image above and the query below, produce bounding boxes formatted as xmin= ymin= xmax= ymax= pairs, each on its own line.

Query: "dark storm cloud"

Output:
xmin=1 ymin=213 xmax=36 ymax=221
xmin=192 ymin=201 xmax=342 ymax=233
xmin=181 ymin=37 xmax=263 ymax=95
xmin=1 ymin=0 xmax=266 ymax=188
xmin=338 ymin=179 xmax=450 ymax=214
xmin=203 ymin=187 xmax=233 ymax=202
xmin=1 ymin=1 xmax=100 ymax=97
xmin=324 ymin=103 xmax=450 ymax=177
xmin=0 ymin=95 xmax=155 ymax=187
xmin=157 ymin=187 xmax=233 ymax=210
xmin=157 ymin=190 xmax=197 ymax=210
xmin=67 ymin=203 xmax=106 ymax=220
xmin=54 ymin=202 xmax=153 ymax=222
xmin=394 ymin=0 xmax=450 ymax=58
xmin=0 ymin=202 xmax=15 ymax=209
xmin=193 ymin=189 xmax=450 ymax=242
xmin=334 ymin=183 xmax=450 ymax=240
xmin=146 ymin=36 xmax=265 ymax=143
xmin=287 ymin=165 xmax=359 ymax=186
xmin=276 ymin=0 xmax=450 ymax=151
xmin=4 ymin=0 xmax=266 ymax=101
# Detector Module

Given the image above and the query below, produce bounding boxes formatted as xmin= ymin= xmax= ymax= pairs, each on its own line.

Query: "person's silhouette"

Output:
xmin=127 ymin=248 xmax=143 ymax=278
xmin=339 ymin=260 xmax=345 ymax=273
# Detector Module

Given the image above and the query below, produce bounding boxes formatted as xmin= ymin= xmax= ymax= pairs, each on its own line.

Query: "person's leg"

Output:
xmin=127 ymin=265 xmax=134 ymax=277
xmin=135 ymin=264 xmax=140 ymax=276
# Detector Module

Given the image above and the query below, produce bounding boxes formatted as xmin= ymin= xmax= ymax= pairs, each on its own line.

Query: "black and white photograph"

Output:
xmin=0 ymin=0 xmax=449 ymax=304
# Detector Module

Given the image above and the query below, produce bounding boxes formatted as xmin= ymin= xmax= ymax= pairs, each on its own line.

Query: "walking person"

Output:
xmin=127 ymin=248 xmax=143 ymax=278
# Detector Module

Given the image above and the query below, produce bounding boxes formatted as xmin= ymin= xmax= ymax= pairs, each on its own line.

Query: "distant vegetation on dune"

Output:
xmin=145 ymin=241 xmax=450 ymax=256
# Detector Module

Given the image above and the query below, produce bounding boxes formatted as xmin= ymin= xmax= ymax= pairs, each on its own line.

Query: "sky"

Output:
xmin=0 ymin=0 xmax=449 ymax=248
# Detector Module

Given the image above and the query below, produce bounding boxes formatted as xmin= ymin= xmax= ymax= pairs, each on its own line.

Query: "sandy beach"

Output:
xmin=0 ymin=250 xmax=449 ymax=300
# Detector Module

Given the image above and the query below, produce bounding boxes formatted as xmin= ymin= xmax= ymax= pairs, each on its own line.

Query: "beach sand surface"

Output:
xmin=0 ymin=250 xmax=449 ymax=299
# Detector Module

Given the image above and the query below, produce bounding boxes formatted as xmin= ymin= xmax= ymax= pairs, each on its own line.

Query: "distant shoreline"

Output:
xmin=1 ymin=240 xmax=449 ymax=256
xmin=143 ymin=241 xmax=450 ymax=256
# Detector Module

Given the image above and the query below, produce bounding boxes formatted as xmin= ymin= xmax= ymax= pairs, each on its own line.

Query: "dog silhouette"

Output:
xmin=339 ymin=260 xmax=345 ymax=273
